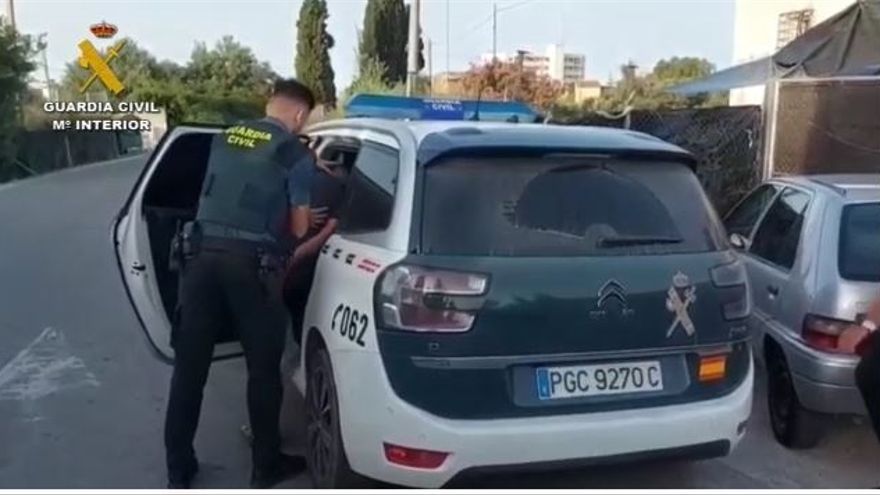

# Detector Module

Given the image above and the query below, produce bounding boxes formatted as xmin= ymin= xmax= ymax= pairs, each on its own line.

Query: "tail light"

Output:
xmin=710 ymin=259 xmax=751 ymax=320
xmin=803 ymin=314 xmax=853 ymax=354
xmin=383 ymin=443 xmax=449 ymax=469
xmin=376 ymin=264 xmax=489 ymax=333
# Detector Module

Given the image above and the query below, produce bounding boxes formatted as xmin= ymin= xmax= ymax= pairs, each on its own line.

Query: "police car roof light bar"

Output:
xmin=344 ymin=93 xmax=539 ymax=123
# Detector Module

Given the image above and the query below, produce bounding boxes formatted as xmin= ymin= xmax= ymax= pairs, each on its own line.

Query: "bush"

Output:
xmin=339 ymin=57 xmax=404 ymax=107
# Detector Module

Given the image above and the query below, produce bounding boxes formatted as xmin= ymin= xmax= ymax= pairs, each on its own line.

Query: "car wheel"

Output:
xmin=305 ymin=346 xmax=372 ymax=488
xmin=766 ymin=350 xmax=822 ymax=449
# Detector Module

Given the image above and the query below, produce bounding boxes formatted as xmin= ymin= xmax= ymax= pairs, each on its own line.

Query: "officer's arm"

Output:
xmin=290 ymin=218 xmax=338 ymax=268
xmin=288 ymin=155 xmax=315 ymax=239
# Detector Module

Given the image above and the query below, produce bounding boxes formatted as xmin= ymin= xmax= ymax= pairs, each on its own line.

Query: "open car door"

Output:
xmin=113 ymin=125 xmax=244 ymax=363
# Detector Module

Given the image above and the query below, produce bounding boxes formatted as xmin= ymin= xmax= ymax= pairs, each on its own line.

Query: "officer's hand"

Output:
xmin=839 ymin=325 xmax=870 ymax=354
xmin=310 ymin=207 xmax=329 ymax=228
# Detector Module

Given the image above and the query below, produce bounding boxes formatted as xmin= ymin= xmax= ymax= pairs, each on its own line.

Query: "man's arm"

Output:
xmin=287 ymin=154 xmax=316 ymax=239
xmin=839 ymin=297 xmax=880 ymax=353
xmin=290 ymin=206 xmax=310 ymax=239
xmin=867 ymin=298 xmax=880 ymax=323
xmin=290 ymin=218 xmax=338 ymax=268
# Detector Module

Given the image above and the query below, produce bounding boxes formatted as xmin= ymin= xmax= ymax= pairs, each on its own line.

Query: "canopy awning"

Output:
xmin=669 ymin=0 xmax=880 ymax=95
xmin=667 ymin=57 xmax=772 ymax=95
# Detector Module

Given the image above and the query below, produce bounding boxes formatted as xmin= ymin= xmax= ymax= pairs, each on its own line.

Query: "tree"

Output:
xmin=360 ymin=0 xmax=407 ymax=83
xmin=295 ymin=0 xmax=337 ymax=108
xmin=185 ymin=36 xmax=277 ymax=97
xmin=341 ymin=57 xmax=404 ymax=104
xmin=0 ymin=25 xmax=39 ymax=180
xmin=404 ymin=4 xmax=425 ymax=72
xmin=460 ymin=60 xmax=564 ymax=111
xmin=57 ymin=36 xmax=278 ymax=126
xmin=59 ymin=38 xmax=169 ymax=101
xmin=653 ymin=57 xmax=715 ymax=85
xmin=583 ymin=56 xmax=727 ymax=113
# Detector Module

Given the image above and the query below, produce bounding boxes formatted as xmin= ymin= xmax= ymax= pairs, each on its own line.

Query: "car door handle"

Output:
xmin=766 ymin=285 xmax=779 ymax=297
xmin=131 ymin=261 xmax=146 ymax=272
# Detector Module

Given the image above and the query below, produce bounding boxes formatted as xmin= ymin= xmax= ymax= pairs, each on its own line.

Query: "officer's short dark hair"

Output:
xmin=271 ymin=79 xmax=316 ymax=110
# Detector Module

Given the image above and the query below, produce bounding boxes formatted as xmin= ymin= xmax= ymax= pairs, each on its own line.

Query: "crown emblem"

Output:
xmin=672 ymin=271 xmax=691 ymax=288
xmin=89 ymin=21 xmax=118 ymax=39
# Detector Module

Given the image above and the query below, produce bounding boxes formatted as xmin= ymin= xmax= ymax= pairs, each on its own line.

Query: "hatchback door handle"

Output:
xmin=767 ymin=285 xmax=779 ymax=297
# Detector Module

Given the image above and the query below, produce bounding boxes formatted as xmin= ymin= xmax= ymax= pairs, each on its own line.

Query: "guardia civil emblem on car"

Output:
xmin=666 ymin=271 xmax=697 ymax=338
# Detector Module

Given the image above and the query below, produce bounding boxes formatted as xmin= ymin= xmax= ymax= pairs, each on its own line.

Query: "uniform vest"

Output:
xmin=195 ymin=119 xmax=304 ymax=251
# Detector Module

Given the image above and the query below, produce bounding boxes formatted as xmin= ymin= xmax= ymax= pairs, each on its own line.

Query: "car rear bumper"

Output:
xmin=447 ymin=440 xmax=730 ymax=485
xmin=333 ymin=350 xmax=753 ymax=488
xmin=763 ymin=320 xmax=866 ymax=415
xmin=791 ymin=371 xmax=866 ymax=414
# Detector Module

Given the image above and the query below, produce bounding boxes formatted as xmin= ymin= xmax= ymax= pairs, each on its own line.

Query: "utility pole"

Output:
xmin=444 ymin=0 xmax=450 ymax=86
xmin=405 ymin=0 xmax=420 ymax=97
xmin=427 ymin=37 xmax=433 ymax=96
xmin=5 ymin=0 xmax=15 ymax=30
xmin=41 ymin=36 xmax=53 ymax=101
xmin=491 ymin=2 xmax=497 ymax=62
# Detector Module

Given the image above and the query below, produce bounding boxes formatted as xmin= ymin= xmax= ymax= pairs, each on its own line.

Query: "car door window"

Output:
xmin=749 ymin=188 xmax=810 ymax=270
xmin=724 ymin=184 xmax=780 ymax=238
xmin=337 ymin=141 xmax=399 ymax=234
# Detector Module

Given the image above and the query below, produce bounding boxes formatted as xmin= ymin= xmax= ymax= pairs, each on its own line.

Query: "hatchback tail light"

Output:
xmin=710 ymin=260 xmax=751 ymax=320
xmin=376 ymin=264 xmax=489 ymax=333
xmin=803 ymin=314 xmax=853 ymax=354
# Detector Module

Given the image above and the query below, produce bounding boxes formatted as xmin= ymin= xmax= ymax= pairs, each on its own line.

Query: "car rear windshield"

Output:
xmin=839 ymin=203 xmax=880 ymax=282
xmin=420 ymin=155 xmax=725 ymax=256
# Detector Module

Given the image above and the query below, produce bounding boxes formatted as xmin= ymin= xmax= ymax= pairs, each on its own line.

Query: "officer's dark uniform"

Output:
xmin=164 ymin=116 xmax=313 ymax=484
xmin=856 ymin=332 xmax=880 ymax=443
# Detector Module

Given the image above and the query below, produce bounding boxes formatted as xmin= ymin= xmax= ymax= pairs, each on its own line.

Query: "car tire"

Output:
xmin=305 ymin=346 xmax=373 ymax=489
xmin=766 ymin=350 xmax=822 ymax=449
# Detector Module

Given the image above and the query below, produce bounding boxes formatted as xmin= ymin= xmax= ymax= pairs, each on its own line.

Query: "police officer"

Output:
xmin=164 ymin=79 xmax=317 ymax=489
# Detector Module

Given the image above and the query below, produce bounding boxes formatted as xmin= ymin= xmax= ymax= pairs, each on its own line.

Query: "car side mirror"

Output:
xmin=729 ymin=233 xmax=750 ymax=250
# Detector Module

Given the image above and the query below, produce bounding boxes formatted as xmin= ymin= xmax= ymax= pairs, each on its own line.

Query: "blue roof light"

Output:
xmin=344 ymin=94 xmax=538 ymax=123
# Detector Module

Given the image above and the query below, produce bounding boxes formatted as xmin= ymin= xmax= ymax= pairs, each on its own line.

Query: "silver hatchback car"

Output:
xmin=723 ymin=174 xmax=880 ymax=448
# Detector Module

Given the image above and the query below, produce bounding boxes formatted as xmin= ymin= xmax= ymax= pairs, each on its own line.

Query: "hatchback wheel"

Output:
xmin=766 ymin=351 xmax=822 ymax=449
xmin=305 ymin=346 xmax=371 ymax=488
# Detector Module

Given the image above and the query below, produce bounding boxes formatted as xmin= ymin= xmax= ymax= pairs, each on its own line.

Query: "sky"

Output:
xmin=13 ymin=0 xmax=735 ymax=93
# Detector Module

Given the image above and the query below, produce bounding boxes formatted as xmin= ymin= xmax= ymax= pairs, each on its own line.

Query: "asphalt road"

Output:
xmin=0 ymin=157 xmax=877 ymax=488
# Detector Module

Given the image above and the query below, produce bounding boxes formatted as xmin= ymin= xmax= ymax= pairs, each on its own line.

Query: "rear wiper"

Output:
xmin=597 ymin=235 xmax=683 ymax=248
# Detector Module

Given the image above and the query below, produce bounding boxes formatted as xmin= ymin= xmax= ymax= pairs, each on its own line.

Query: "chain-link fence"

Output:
xmin=555 ymin=105 xmax=763 ymax=214
xmin=771 ymin=78 xmax=880 ymax=176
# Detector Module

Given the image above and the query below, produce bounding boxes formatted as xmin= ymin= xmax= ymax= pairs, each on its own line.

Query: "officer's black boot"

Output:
xmin=250 ymin=453 xmax=307 ymax=489
xmin=167 ymin=458 xmax=199 ymax=489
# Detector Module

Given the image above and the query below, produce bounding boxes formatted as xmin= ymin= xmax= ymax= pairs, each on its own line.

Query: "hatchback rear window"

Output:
xmin=839 ymin=203 xmax=880 ymax=282
xmin=420 ymin=156 xmax=725 ymax=256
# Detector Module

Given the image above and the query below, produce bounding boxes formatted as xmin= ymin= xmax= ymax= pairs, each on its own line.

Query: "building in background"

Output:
xmin=545 ymin=44 xmax=586 ymax=84
xmin=432 ymin=71 xmax=467 ymax=96
xmin=480 ymin=44 xmax=586 ymax=84
xmin=730 ymin=0 xmax=854 ymax=105
xmin=561 ymin=80 xmax=603 ymax=105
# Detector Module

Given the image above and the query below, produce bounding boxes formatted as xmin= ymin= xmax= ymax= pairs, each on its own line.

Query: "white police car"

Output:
xmin=114 ymin=95 xmax=753 ymax=488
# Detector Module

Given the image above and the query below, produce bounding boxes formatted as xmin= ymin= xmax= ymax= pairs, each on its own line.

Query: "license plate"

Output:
xmin=536 ymin=360 xmax=663 ymax=400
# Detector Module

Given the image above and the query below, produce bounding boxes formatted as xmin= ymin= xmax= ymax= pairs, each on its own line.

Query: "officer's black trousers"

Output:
xmin=856 ymin=333 xmax=880 ymax=444
xmin=165 ymin=250 xmax=288 ymax=478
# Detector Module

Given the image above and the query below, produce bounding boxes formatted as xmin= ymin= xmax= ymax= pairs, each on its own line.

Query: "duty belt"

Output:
xmin=200 ymin=236 xmax=286 ymax=257
xmin=198 ymin=222 xmax=276 ymax=244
